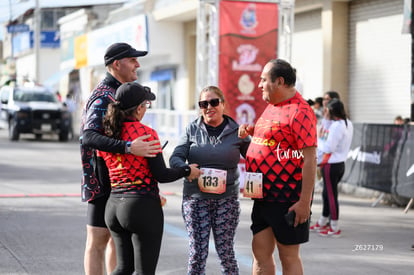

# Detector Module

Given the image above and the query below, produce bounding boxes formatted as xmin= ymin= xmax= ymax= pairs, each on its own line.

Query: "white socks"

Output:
xmin=330 ymin=220 xmax=339 ymax=231
xmin=318 ymin=216 xmax=329 ymax=226
xmin=317 ymin=216 xmax=339 ymax=231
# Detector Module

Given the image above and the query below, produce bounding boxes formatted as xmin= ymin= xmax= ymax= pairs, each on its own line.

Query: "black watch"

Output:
xmin=184 ymin=166 xmax=191 ymax=176
xmin=126 ymin=141 xmax=132 ymax=154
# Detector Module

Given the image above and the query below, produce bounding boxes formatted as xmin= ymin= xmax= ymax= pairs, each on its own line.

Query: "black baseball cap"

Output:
xmin=115 ymin=82 xmax=155 ymax=110
xmin=104 ymin=42 xmax=148 ymax=66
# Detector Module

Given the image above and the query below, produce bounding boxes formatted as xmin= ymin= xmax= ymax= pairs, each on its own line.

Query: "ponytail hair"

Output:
xmin=327 ymin=98 xmax=349 ymax=127
xmin=103 ymin=101 xmax=136 ymax=139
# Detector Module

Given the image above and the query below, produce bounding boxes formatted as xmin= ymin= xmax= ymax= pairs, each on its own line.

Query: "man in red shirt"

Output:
xmin=239 ymin=59 xmax=317 ymax=275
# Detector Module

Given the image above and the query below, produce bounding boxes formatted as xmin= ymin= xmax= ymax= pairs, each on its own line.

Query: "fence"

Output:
xmin=343 ymin=123 xmax=414 ymax=199
xmin=141 ymin=109 xmax=198 ymax=154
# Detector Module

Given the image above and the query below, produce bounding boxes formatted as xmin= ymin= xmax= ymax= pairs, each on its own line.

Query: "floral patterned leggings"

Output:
xmin=182 ymin=195 xmax=240 ymax=275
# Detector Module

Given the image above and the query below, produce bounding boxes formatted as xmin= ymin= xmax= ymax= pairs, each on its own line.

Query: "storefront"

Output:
xmin=292 ymin=0 xmax=411 ymax=123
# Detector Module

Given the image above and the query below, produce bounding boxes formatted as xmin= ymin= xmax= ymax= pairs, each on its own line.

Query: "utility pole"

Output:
xmin=9 ymin=0 xmax=14 ymax=59
xmin=34 ymin=0 xmax=40 ymax=83
xmin=411 ymin=0 xmax=414 ymax=121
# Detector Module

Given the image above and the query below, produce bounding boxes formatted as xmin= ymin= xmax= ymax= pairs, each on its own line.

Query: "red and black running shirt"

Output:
xmin=246 ymin=92 xmax=317 ymax=203
xmin=98 ymin=121 xmax=160 ymax=199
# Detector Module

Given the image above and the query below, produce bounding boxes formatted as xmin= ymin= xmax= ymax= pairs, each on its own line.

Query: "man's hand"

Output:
xmin=238 ymin=124 xmax=255 ymax=138
xmin=290 ymin=146 xmax=316 ymax=226
xmin=187 ymin=164 xmax=202 ymax=182
xmin=130 ymin=134 xmax=161 ymax=157
xmin=288 ymin=200 xmax=311 ymax=227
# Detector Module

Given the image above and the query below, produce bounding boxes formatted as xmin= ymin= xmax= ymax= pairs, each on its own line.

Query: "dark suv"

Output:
xmin=0 ymin=85 xmax=70 ymax=141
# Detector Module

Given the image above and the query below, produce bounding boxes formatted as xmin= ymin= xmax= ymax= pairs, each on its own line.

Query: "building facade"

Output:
xmin=2 ymin=0 xmax=411 ymax=138
xmin=294 ymin=0 xmax=411 ymax=123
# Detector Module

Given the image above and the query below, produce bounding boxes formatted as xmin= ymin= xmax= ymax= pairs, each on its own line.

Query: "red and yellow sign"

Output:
xmin=219 ymin=0 xmax=278 ymax=124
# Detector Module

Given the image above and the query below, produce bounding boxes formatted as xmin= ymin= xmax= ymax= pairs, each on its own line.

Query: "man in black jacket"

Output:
xmin=80 ymin=42 xmax=161 ymax=275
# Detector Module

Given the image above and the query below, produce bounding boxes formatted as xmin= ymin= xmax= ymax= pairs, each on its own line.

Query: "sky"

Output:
xmin=0 ymin=0 xmax=129 ymax=40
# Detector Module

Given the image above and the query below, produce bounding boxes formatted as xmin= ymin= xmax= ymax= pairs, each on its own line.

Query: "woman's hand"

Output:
xmin=238 ymin=124 xmax=255 ymax=138
xmin=187 ymin=164 xmax=202 ymax=182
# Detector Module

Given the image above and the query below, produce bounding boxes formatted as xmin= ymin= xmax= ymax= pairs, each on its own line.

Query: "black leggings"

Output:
xmin=321 ymin=162 xmax=345 ymax=221
xmin=105 ymin=196 xmax=163 ymax=275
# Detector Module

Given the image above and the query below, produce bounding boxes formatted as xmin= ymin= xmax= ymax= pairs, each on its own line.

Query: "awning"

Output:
xmin=150 ymin=69 xmax=175 ymax=82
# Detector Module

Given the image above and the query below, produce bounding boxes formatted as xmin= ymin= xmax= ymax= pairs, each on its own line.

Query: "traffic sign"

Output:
xmin=7 ymin=24 xmax=30 ymax=33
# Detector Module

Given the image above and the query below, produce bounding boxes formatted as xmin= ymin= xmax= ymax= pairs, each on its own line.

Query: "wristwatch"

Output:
xmin=183 ymin=166 xmax=191 ymax=176
xmin=126 ymin=141 xmax=132 ymax=154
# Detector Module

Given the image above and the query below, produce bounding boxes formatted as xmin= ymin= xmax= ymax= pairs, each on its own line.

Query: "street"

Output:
xmin=0 ymin=129 xmax=414 ymax=275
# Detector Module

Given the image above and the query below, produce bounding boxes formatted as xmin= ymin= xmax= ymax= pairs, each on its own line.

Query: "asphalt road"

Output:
xmin=0 ymin=130 xmax=414 ymax=275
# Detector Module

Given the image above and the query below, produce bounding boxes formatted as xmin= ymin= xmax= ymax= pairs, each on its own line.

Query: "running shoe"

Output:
xmin=319 ymin=227 xmax=341 ymax=237
xmin=310 ymin=222 xmax=329 ymax=232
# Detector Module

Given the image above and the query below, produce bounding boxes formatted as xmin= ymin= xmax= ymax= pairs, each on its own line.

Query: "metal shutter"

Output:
xmin=348 ymin=0 xmax=411 ymax=123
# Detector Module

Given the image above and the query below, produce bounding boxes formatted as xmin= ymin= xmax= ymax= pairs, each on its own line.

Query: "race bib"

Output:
xmin=243 ymin=172 xmax=263 ymax=198
xmin=198 ymin=168 xmax=227 ymax=194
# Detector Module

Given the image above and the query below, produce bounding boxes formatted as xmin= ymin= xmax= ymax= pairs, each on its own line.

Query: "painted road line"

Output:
xmin=0 ymin=193 xmax=80 ymax=198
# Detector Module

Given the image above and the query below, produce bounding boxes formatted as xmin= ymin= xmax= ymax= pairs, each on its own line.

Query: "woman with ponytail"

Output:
xmin=310 ymin=98 xmax=353 ymax=237
xmin=99 ymin=82 xmax=201 ymax=274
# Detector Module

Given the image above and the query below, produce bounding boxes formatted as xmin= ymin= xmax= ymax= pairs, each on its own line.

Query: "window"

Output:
xmin=0 ymin=88 xmax=10 ymax=103
xmin=158 ymin=80 xmax=174 ymax=110
xmin=150 ymin=68 xmax=176 ymax=110
xmin=14 ymin=89 xmax=57 ymax=103
xmin=41 ymin=11 xmax=54 ymax=30
xmin=40 ymin=9 xmax=76 ymax=31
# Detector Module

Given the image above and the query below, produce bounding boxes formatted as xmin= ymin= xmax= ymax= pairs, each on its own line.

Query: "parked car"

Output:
xmin=0 ymin=85 xmax=71 ymax=141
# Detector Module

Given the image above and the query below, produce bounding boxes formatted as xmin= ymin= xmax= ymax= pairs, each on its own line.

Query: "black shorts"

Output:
xmin=87 ymin=194 xmax=110 ymax=228
xmin=250 ymin=201 xmax=310 ymax=245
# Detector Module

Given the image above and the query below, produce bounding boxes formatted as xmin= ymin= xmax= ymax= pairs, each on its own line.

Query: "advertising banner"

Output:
xmin=218 ymin=1 xmax=278 ymax=125
xmin=343 ymin=123 xmax=414 ymax=198
xmin=61 ymin=36 xmax=74 ymax=63
xmin=86 ymin=15 xmax=148 ymax=67
xmin=394 ymin=126 xmax=414 ymax=197
xmin=74 ymin=34 xmax=88 ymax=69
xmin=13 ymin=30 xmax=60 ymax=55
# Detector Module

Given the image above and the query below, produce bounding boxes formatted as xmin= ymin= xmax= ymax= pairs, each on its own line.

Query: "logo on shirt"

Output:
xmin=275 ymin=142 xmax=304 ymax=162
xmin=251 ymin=136 xmax=276 ymax=147
xmin=251 ymin=138 xmax=304 ymax=161
xmin=209 ymin=136 xmax=222 ymax=147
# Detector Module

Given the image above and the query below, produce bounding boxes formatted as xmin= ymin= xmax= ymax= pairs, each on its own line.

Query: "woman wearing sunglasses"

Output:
xmin=97 ymin=82 xmax=201 ymax=275
xmin=170 ymin=86 xmax=251 ymax=275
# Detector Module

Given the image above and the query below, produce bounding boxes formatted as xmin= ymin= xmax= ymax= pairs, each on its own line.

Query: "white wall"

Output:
xmin=39 ymin=49 xmax=61 ymax=87
xmin=145 ymin=14 xmax=184 ymax=64
xmin=15 ymin=54 xmax=35 ymax=81
xmin=140 ymin=14 xmax=189 ymax=111
xmin=292 ymin=9 xmax=323 ymax=102
xmin=15 ymin=48 xmax=60 ymax=89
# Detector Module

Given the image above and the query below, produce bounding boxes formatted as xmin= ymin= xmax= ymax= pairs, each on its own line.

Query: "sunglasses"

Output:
xmin=198 ymin=98 xmax=221 ymax=109
xmin=141 ymin=101 xmax=151 ymax=108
